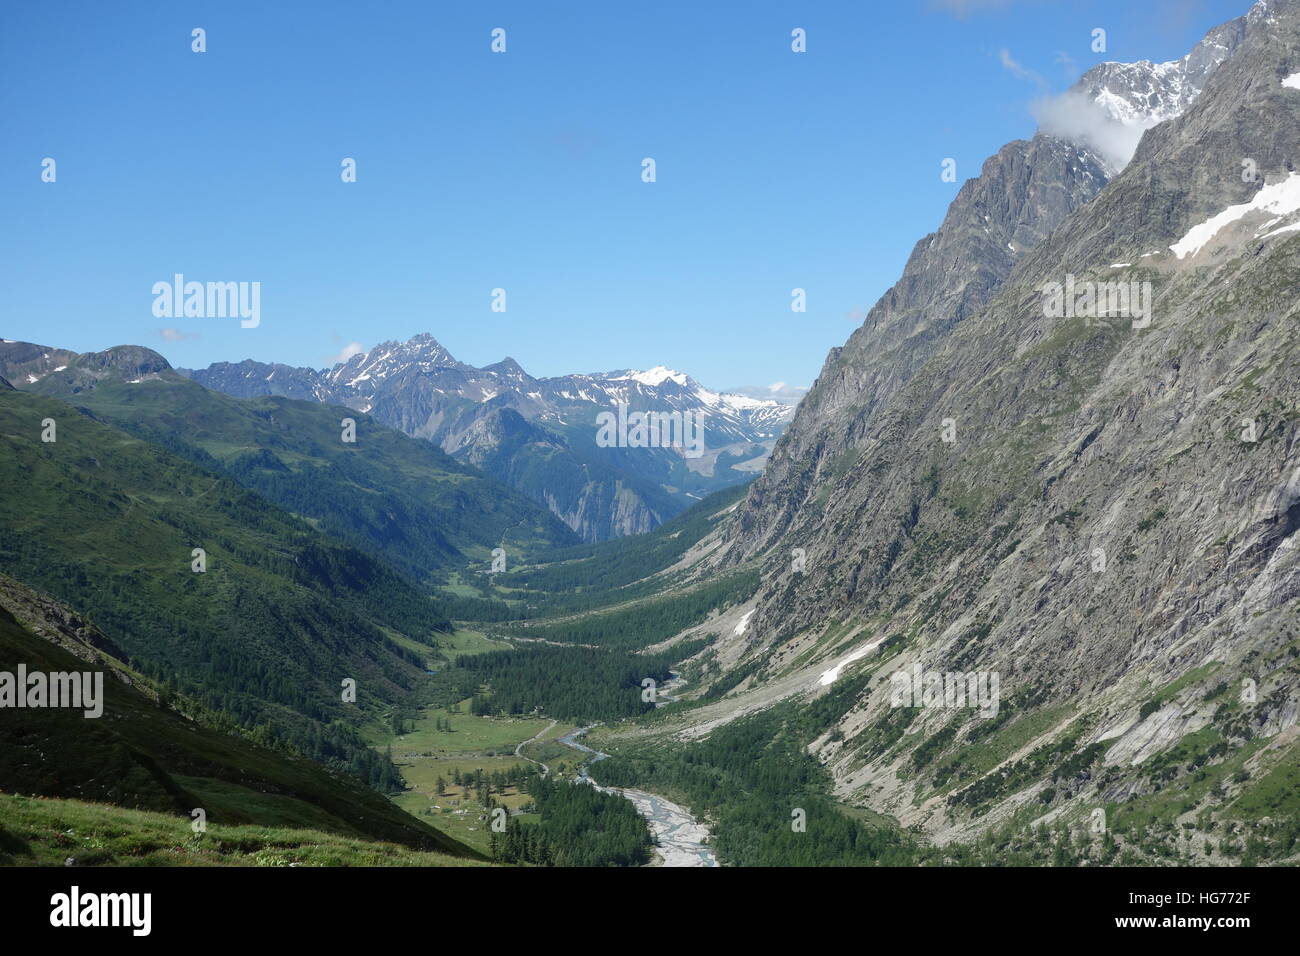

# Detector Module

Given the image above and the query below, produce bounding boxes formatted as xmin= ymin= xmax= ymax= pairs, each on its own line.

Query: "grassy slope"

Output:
xmin=0 ymin=386 xmax=440 ymax=727
xmin=437 ymin=483 xmax=753 ymax=627
xmin=0 ymin=794 xmax=489 ymax=867
xmin=504 ymin=481 xmax=749 ymax=595
xmin=0 ymin=607 xmax=480 ymax=857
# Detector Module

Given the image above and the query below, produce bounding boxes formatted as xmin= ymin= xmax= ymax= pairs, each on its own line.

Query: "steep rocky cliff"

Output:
xmin=676 ymin=0 xmax=1300 ymax=849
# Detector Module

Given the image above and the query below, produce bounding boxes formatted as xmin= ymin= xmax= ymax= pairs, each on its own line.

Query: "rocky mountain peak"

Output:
xmin=609 ymin=366 xmax=693 ymax=388
xmin=77 ymin=345 xmax=172 ymax=377
xmin=183 ymin=336 xmax=797 ymax=540
xmin=0 ymin=339 xmax=79 ymax=386
xmin=483 ymin=357 xmax=531 ymax=379
xmin=17 ymin=344 xmax=176 ymax=394
xmin=324 ymin=333 xmax=468 ymax=389
xmin=1042 ymin=0 xmax=1263 ymax=171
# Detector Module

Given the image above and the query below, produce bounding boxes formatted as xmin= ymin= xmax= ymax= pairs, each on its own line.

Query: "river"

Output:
xmin=558 ymin=726 xmax=719 ymax=868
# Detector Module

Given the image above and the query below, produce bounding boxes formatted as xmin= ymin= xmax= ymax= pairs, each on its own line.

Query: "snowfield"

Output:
xmin=1169 ymin=172 xmax=1300 ymax=259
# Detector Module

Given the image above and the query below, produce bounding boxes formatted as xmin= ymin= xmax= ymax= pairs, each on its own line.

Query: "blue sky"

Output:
xmin=1 ymin=0 xmax=1247 ymax=395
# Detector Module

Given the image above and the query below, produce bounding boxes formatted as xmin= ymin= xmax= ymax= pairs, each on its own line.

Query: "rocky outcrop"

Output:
xmin=0 ymin=573 xmax=144 ymax=692
xmin=0 ymin=340 xmax=79 ymax=387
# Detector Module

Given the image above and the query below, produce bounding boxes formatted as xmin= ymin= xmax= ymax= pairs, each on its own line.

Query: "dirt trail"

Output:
xmin=514 ymin=718 xmax=558 ymax=775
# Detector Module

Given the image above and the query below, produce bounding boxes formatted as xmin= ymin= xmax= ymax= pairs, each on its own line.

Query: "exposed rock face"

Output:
xmin=728 ymin=3 xmax=1272 ymax=568
xmin=731 ymin=134 xmax=1110 ymax=561
xmin=693 ymin=0 xmax=1300 ymax=843
xmin=181 ymin=357 xmax=327 ymax=403
xmin=437 ymin=404 xmax=665 ymax=542
xmin=0 ymin=573 xmax=142 ymax=690
xmin=4 ymin=345 xmax=173 ymax=394
xmin=182 ymin=336 xmax=794 ymax=541
xmin=0 ymin=340 xmax=78 ymax=387
xmin=1074 ymin=10 xmax=1250 ymax=126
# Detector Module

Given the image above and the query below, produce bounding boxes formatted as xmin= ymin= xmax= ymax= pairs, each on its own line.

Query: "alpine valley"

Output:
xmin=2 ymin=0 xmax=1298 ymax=873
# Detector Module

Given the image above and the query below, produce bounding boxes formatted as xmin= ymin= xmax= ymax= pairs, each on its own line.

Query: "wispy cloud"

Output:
xmin=999 ymin=48 xmax=1046 ymax=90
xmin=1000 ymin=46 xmax=1145 ymax=170
xmin=325 ymin=342 xmax=365 ymax=365
xmin=158 ymin=327 xmax=199 ymax=342
xmin=930 ymin=0 xmax=1016 ymax=19
xmin=1054 ymin=50 xmax=1079 ymax=83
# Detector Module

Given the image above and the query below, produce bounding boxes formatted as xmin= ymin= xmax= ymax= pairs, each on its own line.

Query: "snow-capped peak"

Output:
xmin=1038 ymin=7 xmax=1250 ymax=172
xmin=619 ymin=366 xmax=691 ymax=387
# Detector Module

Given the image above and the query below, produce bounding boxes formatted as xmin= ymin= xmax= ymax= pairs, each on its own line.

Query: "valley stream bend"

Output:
xmin=557 ymin=727 xmax=719 ymax=867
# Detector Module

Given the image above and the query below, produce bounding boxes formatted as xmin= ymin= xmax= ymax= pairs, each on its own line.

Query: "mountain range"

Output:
xmin=2 ymin=343 xmax=577 ymax=581
xmin=179 ymin=336 xmax=795 ymax=541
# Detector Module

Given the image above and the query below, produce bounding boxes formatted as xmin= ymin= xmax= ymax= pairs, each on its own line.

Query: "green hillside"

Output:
xmin=0 ymin=606 xmax=480 ymax=857
xmin=29 ymin=350 xmax=577 ymax=583
xmin=0 ymin=793 xmax=487 ymax=867
xmin=441 ymin=483 xmax=752 ymax=622
xmin=0 ymin=384 xmax=443 ymax=783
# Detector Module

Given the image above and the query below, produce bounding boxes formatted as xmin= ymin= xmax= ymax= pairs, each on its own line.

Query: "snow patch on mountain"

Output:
xmin=184 ymin=333 xmax=796 ymax=451
xmin=1259 ymin=221 xmax=1300 ymax=240
xmin=1170 ymin=173 xmax=1300 ymax=258
xmin=817 ymin=637 xmax=888 ymax=687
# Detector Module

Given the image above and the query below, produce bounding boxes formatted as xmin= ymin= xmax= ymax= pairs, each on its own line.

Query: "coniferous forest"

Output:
xmin=491 ymin=775 xmax=653 ymax=868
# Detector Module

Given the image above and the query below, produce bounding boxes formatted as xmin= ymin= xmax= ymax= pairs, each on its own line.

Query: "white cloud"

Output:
xmin=930 ymin=0 xmax=1016 ymax=17
xmin=325 ymin=342 xmax=365 ymax=365
xmin=999 ymin=48 xmax=1046 ymax=90
xmin=1030 ymin=89 xmax=1152 ymax=172
xmin=158 ymin=327 xmax=199 ymax=342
